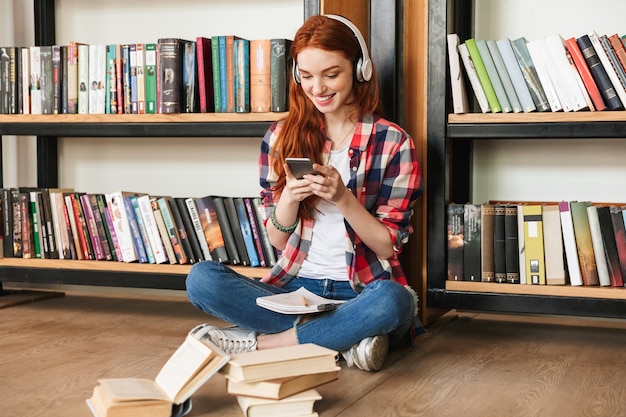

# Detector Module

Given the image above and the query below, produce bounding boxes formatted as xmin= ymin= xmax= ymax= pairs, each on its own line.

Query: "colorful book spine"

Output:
xmin=564 ymin=37 xmax=607 ymax=112
xmin=270 ymin=38 xmax=291 ymax=112
xmin=196 ymin=37 xmax=214 ymax=113
xmin=157 ymin=197 xmax=187 ymax=264
xmin=234 ymin=38 xmax=250 ymax=113
xmin=463 ymin=203 xmax=481 ymax=282
xmin=235 ymin=197 xmax=260 ymax=267
xmin=476 ymin=39 xmax=512 ymax=113
xmin=569 ymin=201 xmax=599 ymax=286
xmin=447 ymin=203 xmax=464 ymax=281
xmin=137 ymin=195 xmax=167 ymax=264
xmin=184 ymin=197 xmax=212 ymax=261
xmin=504 ymin=205 xmax=520 ymax=284
xmin=522 ymin=205 xmax=545 ymax=285
xmin=145 ymin=43 xmax=157 ymax=114
xmin=211 ymin=37 xmax=222 ymax=113
xmin=124 ymin=195 xmax=149 ymax=263
xmin=250 ymin=39 xmax=272 ymax=113
xmin=464 ymin=38 xmax=501 ymax=113
xmin=77 ymin=44 xmax=89 ymax=114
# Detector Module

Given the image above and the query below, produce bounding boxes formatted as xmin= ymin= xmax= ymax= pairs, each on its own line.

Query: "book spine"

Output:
xmin=157 ymin=197 xmax=187 ymax=264
xmin=29 ymin=191 xmax=44 ymax=259
xmin=251 ymin=197 xmax=277 ymax=267
xmin=80 ymin=194 xmax=105 ymax=260
xmin=569 ymin=201 xmax=599 ymax=286
xmin=480 ymin=204 xmax=495 ymax=282
xmin=250 ymin=39 xmax=272 ymax=113
xmin=244 ymin=197 xmax=267 ymax=267
xmin=184 ymin=197 xmax=212 ymax=261
xmin=457 ymin=43 xmax=490 ymax=113
xmin=196 ymin=37 xmax=214 ymax=113
xmin=586 ymin=32 xmax=626 ymax=108
xmin=102 ymin=202 xmax=122 ymax=262
xmin=522 ymin=39 xmax=563 ymax=112
xmin=596 ymin=206 xmax=625 ymax=287
xmin=270 ymin=38 xmax=290 ymax=112
xmin=115 ymin=44 xmax=124 ymax=114
xmin=464 ymin=39 xmax=501 ymax=113
xmin=493 ymin=205 xmax=507 ymax=283
xmin=224 ymin=197 xmax=250 ymax=265
xmin=219 ymin=36 xmax=228 ymax=112
xmin=564 ymin=37 xmax=607 ymax=112
xmin=122 ymin=44 xmax=132 ymax=114
xmin=137 ymin=195 xmax=168 ymax=264
xmin=211 ymin=37 xmax=221 ymax=113
xmin=183 ymin=40 xmax=198 ymax=113
xmin=462 ymin=203 xmax=481 ymax=281
xmin=77 ymin=44 xmax=89 ymax=114
xmin=52 ymin=45 xmax=62 ymax=114
xmin=495 ymin=39 xmax=536 ymax=113
xmin=135 ymin=43 xmax=146 ymax=114
xmin=105 ymin=192 xmax=138 ymax=263
xmin=29 ymin=46 xmax=42 ymax=114
xmin=158 ymin=38 xmax=183 ymax=113
xmin=151 ymin=197 xmax=177 ymax=264
xmin=2 ymin=188 xmax=14 ymax=258
xmin=542 ymin=205 xmax=566 ymax=285
xmin=170 ymin=198 xmax=198 ymax=263
xmin=40 ymin=189 xmax=58 ymax=258
xmin=123 ymin=196 xmax=148 ymax=263
xmin=40 ymin=46 xmax=53 ymax=114
xmin=90 ymin=194 xmax=113 ymax=261
xmin=586 ymin=205 xmax=610 ymax=286
xmin=476 ymin=39 xmax=512 ymax=113
xmin=447 ymin=203 xmax=464 ymax=281
xmin=234 ymin=38 xmax=250 ymax=113
xmin=504 ymin=205 xmax=520 ymax=284
xmin=20 ymin=47 xmax=30 ymax=114
xmin=106 ymin=44 xmax=117 ymax=114
xmin=235 ymin=197 xmax=260 ymax=267
xmin=522 ymin=205 xmax=545 ymax=285
xmin=130 ymin=195 xmax=155 ymax=263
xmin=72 ymin=194 xmax=94 ymax=260
xmin=145 ymin=43 xmax=157 ymax=114
xmin=64 ymin=194 xmax=83 ymax=260
xmin=213 ymin=196 xmax=241 ymax=264
xmin=67 ymin=42 xmax=80 ymax=114
xmin=19 ymin=192 xmax=32 ymax=259
xmin=447 ymin=33 xmax=470 ymax=114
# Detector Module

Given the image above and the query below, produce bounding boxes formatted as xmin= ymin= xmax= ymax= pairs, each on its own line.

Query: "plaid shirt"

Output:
xmin=258 ymin=114 xmax=423 ymax=289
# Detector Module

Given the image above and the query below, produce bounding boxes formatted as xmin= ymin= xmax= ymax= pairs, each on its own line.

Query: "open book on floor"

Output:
xmin=256 ymin=287 xmax=345 ymax=314
xmin=86 ymin=332 xmax=229 ymax=417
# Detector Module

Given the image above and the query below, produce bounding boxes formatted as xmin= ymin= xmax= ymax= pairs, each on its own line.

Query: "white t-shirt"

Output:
xmin=297 ymin=144 xmax=351 ymax=281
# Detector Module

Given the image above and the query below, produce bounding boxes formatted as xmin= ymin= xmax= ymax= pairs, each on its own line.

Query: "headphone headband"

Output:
xmin=293 ymin=14 xmax=373 ymax=84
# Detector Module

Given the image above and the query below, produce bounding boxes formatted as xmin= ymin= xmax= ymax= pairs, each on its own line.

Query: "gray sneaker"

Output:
xmin=341 ymin=334 xmax=389 ymax=371
xmin=206 ymin=326 xmax=258 ymax=354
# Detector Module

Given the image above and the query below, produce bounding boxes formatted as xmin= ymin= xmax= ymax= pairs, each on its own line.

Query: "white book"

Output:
xmin=20 ymin=47 xmax=30 ymax=114
xmin=587 ymin=205 xmax=611 ymax=286
xmin=544 ymin=34 xmax=588 ymax=111
xmin=77 ymin=44 xmax=89 ymax=114
xmin=137 ymin=195 xmax=168 ymax=264
xmin=446 ymin=34 xmax=470 ymax=114
xmin=458 ymin=42 xmax=490 ymax=113
xmin=559 ymin=201 xmax=583 ymax=286
xmin=526 ymin=38 xmax=568 ymax=112
xmin=105 ymin=191 xmax=138 ymax=263
xmin=587 ymin=31 xmax=626 ymax=107
xmin=487 ymin=39 xmax=522 ymax=112
xmin=29 ymin=46 xmax=42 ymax=114
xmin=476 ymin=39 xmax=512 ymax=112
xmin=257 ymin=287 xmax=345 ymax=315
xmin=542 ymin=205 xmax=566 ymax=285
xmin=88 ymin=44 xmax=106 ymax=114
xmin=184 ymin=197 xmax=212 ymax=261
xmin=496 ymin=38 xmax=536 ymax=113
xmin=135 ymin=43 xmax=146 ymax=114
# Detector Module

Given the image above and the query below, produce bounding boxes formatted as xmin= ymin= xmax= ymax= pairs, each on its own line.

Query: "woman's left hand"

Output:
xmin=304 ymin=163 xmax=349 ymax=205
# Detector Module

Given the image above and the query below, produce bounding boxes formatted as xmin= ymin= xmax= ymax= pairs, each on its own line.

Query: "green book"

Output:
xmin=145 ymin=43 xmax=157 ymax=114
xmin=464 ymin=38 xmax=501 ymax=113
xmin=211 ymin=37 xmax=222 ymax=113
xmin=476 ymin=39 xmax=512 ymax=113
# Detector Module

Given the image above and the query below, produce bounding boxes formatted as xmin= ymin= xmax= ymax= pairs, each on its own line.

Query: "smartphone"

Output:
xmin=286 ymin=157 xmax=320 ymax=179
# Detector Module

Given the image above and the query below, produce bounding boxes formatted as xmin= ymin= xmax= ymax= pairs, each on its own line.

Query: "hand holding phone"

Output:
xmin=286 ymin=158 xmax=320 ymax=179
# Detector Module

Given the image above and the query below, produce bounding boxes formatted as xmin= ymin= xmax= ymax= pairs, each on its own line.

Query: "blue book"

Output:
xmin=234 ymin=198 xmax=260 ymax=267
xmin=234 ymin=38 xmax=250 ymax=113
xmin=130 ymin=195 xmax=155 ymax=264
xmin=123 ymin=196 xmax=148 ymax=263
xmin=211 ymin=37 xmax=221 ymax=113
xmin=218 ymin=36 xmax=227 ymax=112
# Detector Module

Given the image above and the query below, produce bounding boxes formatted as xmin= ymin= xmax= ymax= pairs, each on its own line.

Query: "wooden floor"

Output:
xmin=2 ymin=290 xmax=626 ymax=417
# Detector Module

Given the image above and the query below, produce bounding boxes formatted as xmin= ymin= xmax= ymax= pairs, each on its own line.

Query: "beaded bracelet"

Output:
xmin=270 ymin=208 xmax=299 ymax=234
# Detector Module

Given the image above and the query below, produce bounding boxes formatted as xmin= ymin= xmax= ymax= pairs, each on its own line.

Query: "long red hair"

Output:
xmin=271 ymin=15 xmax=383 ymax=218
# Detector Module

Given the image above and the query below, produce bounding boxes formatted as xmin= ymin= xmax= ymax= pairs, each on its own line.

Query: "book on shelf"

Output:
xmin=599 ymin=35 xmax=626 ymax=97
xmin=569 ymin=201 xmax=599 ymax=286
xmin=516 ymin=203 xmax=527 ymax=285
xmin=564 ymin=37 xmax=607 ymax=112
xmin=105 ymin=44 xmax=117 ymax=114
xmin=483 ymin=39 xmax=519 ymax=113
xmin=29 ymin=46 xmax=42 ymax=114
xmin=129 ymin=44 xmax=139 ymax=113
xmin=80 ymin=194 xmax=106 ymax=261
xmin=157 ymin=197 xmax=188 ymax=265
xmin=541 ymin=204 xmax=566 ymax=286
xmin=195 ymin=36 xmax=215 ymax=113
xmin=251 ymin=197 xmax=278 ymax=267
xmin=586 ymin=205 xmax=611 ymax=286
xmin=226 ymin=370 xmax=338 ymax=401
xmin=514 ymin=37 xmax=559 ymax=112
xmin=28 ymin=191 xmax=44 ymax=259
xmin=174 ymin=197 xmax=204 ymax=263
xmin=39 ymin=46 xmax=54 ymax=114
xmin=184 ymin=197 xmax=213 ymax=262
xmin=543 ymin=34 xmax=588 ymax=111
xmin=222 ymin=35 xmax=244 ymax=113
xmin=256 ymin=287 xmax=345 ymax=314
xmin=105 ymin=191 xmax=139 ymax=263
xmin=235 ymin=37 xmax=250 ymax=113
xmin=446 ymin=34 xmax=470 ymax=114
xmin=66 ymin=41 xmax=83 ymax=114
xmin=123 ymin=195 xmax=149 ymax=263
xmin=244 ymin=197 xmax=268 ymax=267
xmin=150 ymin=197 xmax=177 ymax=264
xmin=608 ymin=34 xmax=626 ymax=76
xmin=504 ymin=205 xmax=520 ymax=284
xmin=182 ymin=40 xmax=198 ymax=113
xmin=88 ymin=44 xmax=106 ymax=114
xmin=20 ymin=47 xmax=30 ymax=114
xmin=223 ymin=196 xmax=251 ymax=266
xmin=494 ymin=38 xmax=536 ymax=113
xmin=447 ymin=203 xmax=464 ymax=281
xmin=493 ymin=205 xmax=507 ymax=283
xmin=77 ymin=43 xmax=89 ymax=114
xmin=463 ymin=203 xmax=481 ymax=282
xmin=609 ymin=206 xmax=626 ymax=287
xmin=167 ymin=197 xmax=197 ymax=264
xmin=95 ymin=193 xmax=120 ymax=262
xmin=2 ymin=188 xmax=15 ymax=258
xmin=526 ymin=37 xmax=571 ymax=112
xmin=457 ymin=42 xmax=490 ymax=113
xmin=596 ymin=206 xmax=625 ymax=287
xmin=70 ymin=192 xmax=95 ymax=260
xmin=235 ymin=388 xmax=322 ymax=417
xmin=211 ymin=37 xmax=222 ymax=112
xmin=559 ymin=201 xmax=582 ymax=286
xmin=86 ymin=333 xmax=229 ymax=417
xmin=137 ymin=194 xmax=168 ymax=264
xmin=250 ymin=39 xmax=272 ymax=113
xmin=144 ymin=43 xmax=157 ymax=114
xmin=115 ymin=43 xmax=124 ymax=114
xmin=270 ymin=38 xmax=292 ymax=113
xmin=235 ymin=197 xmax=261 ymax=267
xmin=522 ymin=204 xmax=545 ymax=285
xmin=193 ymin=195 xmax=230 ymax=263
xmin=158 ymin=38 xmax=188 ymax=114
xmin=464 ymin=38 xmax=501 ymax=113
xmin=586 ymin=31 xmax=626 ymax=108
xmin=64 ymin=193 xmax=84 ymax=260
xmin=480 ymin=203 xmax=495 ymax=282
xmin=220 ymin=343 xmax=339 ymax=383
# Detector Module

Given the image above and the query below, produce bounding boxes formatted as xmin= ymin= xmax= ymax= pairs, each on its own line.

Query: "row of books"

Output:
xmin=0 ymin=187 xmax=279 ymax=268
xmin=447 ymin=30 xmax=626 ymax=114
xmin=0 ymin=37 xmax=292 ymax=115
xmin=447 ymin=201 xmax=626 ymax=288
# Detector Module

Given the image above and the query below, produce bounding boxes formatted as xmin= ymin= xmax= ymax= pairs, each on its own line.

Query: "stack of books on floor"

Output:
xmin=220 ymin=343 xmax=341 ymax=417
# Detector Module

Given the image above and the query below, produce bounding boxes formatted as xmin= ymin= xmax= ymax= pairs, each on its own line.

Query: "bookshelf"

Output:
xmin=1 ymin=0 xmax=404 ymax=293
xmin=421 ymin=0 xmax=626 ymax=320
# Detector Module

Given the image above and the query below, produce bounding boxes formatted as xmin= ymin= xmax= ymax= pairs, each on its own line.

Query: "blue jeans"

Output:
xmin=185 ymin=261 xmax=415 ymax=352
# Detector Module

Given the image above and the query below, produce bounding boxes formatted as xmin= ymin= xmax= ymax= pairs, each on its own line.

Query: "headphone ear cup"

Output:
xmin=292 ymin=60 xmax=301 ymax=85
xmin=355 ymin=57 xmax=364 ymax=82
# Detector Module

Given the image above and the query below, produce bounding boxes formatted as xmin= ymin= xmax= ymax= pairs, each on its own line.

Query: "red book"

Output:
xmin=565 ymin=37 xmax=607 ymax=111
xmin=608 ymin=34 xmax=626 ymax=75
xmin=196 ymin=37 xmax=215 ymax=113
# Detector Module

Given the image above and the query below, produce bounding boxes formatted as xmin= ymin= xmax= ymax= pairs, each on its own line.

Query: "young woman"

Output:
xmin=186 ymin=14 xmax=423 ymax=371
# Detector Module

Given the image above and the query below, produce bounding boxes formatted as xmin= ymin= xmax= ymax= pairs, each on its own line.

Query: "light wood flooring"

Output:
xmin=2 ymin=290 xmax=626 ymax=417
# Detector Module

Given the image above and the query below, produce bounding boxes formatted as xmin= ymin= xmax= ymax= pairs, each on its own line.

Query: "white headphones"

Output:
xmin=292 ymin=14 xmax=373 ymax=84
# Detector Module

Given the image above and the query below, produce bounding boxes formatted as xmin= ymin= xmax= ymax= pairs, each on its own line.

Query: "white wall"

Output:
xmin=471 ymin=0 xmax=626 ymax=203
xmin=2 ymin=0 xmax=303 ymax=198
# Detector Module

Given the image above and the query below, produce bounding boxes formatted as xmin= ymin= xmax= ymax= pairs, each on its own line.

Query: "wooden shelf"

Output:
xmin=449 ymin=112 xmax=626 ymax=124
xmin=446 ymin=281 xmax=626 ymax=300
xmin=0 ymin=113 xmax=287 ymax=124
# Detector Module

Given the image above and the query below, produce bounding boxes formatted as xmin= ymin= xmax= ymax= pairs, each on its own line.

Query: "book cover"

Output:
xmin=493 ymin=205 xmax=507 ymax=283
xmin=609 ymin=206 xmax=626 ymax=287
xmin=124 ymin=195 xmax=149 ymax=263
xmin=270 ymin=38 xmax=292 ymax=113
xmin=158 ymin=38 xmax=187 ymax=114
xmin=137 ymin=194 xmax=168 ymax=264
xmin=220 ymin=343 xmax=339 ymax=383
xmin=480 ymin=204 xmax=495 ymax=282
xmin=244 ymin=197 xmax=267 ymax=267
xmin=57 ymin=191 xmax=78 ymax=260
xmin=570 ymin=201 xmax=599 ymax=286
xmin=544 ymin=34 xmax=588 ymax=111
xmin=89 ymin=194 xmax=114 ymax=261
xmin=523 ymin=205 xmax=545 ymax=285
xmin=447 ymin=203 xmax=464 ymax=281
xmin=105 ymin=191 xmax=138 ymax=263
xmin=446 ymin=34 xmax=470 ymax=114
xmin=196 ymin=37 xmax=215 ymax=113
xmin=587 ymin=205 xmax=611 ymax=286
xmin=64 ymin=193 xmax=84 ymax=260
xmin=521 ymin=37 xmax=563 ymax=112
xmin=234 ymin=197 xmax=261 ymax=267
xmin=462 ymin=203 xmax=481 ymax=281
xmin=211 ymin=36 xmax=222 ymax=112
xmin=457 ymin=42 xmax=490 ymax=113
xmin=251 ymin=197 xmax=277 ymax=267
xmin=586 ymin=31 xmax=626 ymax=108
xmin=564 ymin=37 xmax=607 ymax=112
xmin=250 ymin=39 xmax=272 ymax=113
xmin=77 ymin=44 xmax=89 ymax=114
xmin=182 ymin=40 xmax=198 ymax=113
xmin=184 ymin=197 xmax=212 ymax=261
xmin=80 ymin=194 xmax=106 ymax=261
xmin=234 ymin=38 xmax=250 ymax=113
xmin=504 ymin=205 xmax=520 ymax=284
xmin=542 ymin=205 xmax=566 ymax=285
xmin=476 ymin=39 xmax=512 ymax=113
xmin=526 ymin=37 xmax=573 ymax=112
xmin=559 ymin=201 xmax=583 ymax=286
xmin=596 ymin=206 xmax=624 ymax=287
xmin=487 ymin=39 xmax=523 ymax=113
xmin=130 ymin=195 xmax=156 ymax=263
xmin=495 ymin=38 xmax=537 ymax=113
xmin=150 ymin=197 xmax=176 ymax=264
xmin=39 ymin=46 xmax=53 ymax=114
xmin=157 ymin=197 xmax=187 ymax=264
xmin=174 ymin=197 xmax=204 ymax=263
xmin=227 ymin=370 xmax=338 ymax=400
xmin=256 ymin=287 xmax=345 ymax=315
xmin=464 ymin=38 xmax=501 ymax=113
xmin=235 ymin=389 xmax=321 ymax=417
xmin=94 ymin=194 xmax=117 ymax=262
xmin=223 ymin=196 xmax=251 ymax=266
xmin=211 ymin=196 xmax=241 ymax=265
xmin=144 ymin=43 xmax=157 ymax=114
xmin=194 ymin=195 xmax=230 ymax=263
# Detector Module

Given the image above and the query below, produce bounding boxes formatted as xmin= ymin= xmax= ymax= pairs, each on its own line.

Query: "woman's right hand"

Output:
xmin=283 ymin=163 xmax=318 ymax=203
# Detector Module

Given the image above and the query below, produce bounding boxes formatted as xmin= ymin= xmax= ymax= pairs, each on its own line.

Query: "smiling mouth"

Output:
xmin=315 ymin=94 xmax=335 ymax=105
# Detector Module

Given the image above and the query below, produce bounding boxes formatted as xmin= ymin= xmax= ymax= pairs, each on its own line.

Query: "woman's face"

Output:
xmin=296 ymin=47 xmax=355 ymax=116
